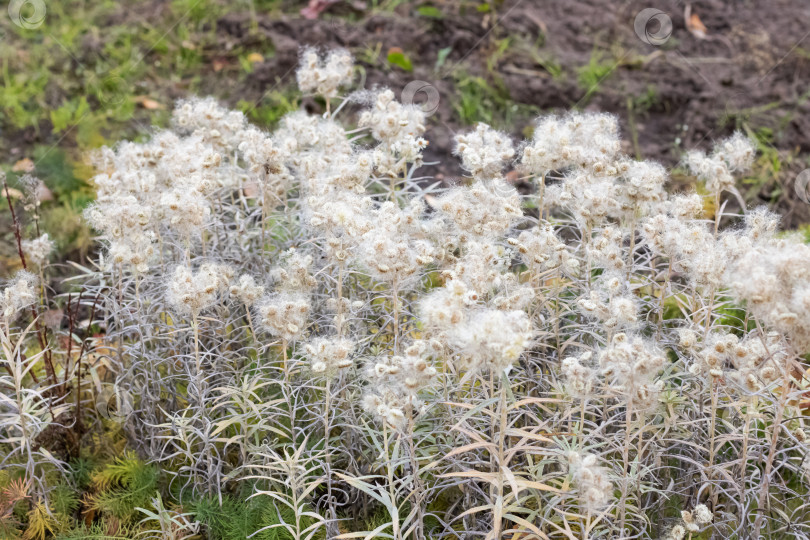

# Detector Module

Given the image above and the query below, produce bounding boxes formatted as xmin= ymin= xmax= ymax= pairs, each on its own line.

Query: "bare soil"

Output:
xmin=208 ymin=0 xmax=810 ymax=225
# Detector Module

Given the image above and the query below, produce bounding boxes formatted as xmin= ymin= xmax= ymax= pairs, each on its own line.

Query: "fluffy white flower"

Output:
xmin=1 ymin=271 xmax=38 ymax=320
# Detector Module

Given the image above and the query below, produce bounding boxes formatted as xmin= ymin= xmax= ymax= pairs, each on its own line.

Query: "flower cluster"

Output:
xmin=21 ymin=233 xmax=54 ymax=268
xmin=599 ymin=333 xmax=665 ymax=409
xmin=230 ymin=274 xmax=265 ymax=307
xmin=665 ymin=504 xmax=713 ymax=539
xmin=167 ymin=263 xmax=233 ymax=317
xmin=568 ymin=452 xmax=613 ymax=512
xmin=454 ymin=123 xmax=515 ymax=179
xmin=561 ymin=352 xmax=596 ymax=399
xmin=1 ymin=271 xmax=37 ymax=321
xmin=685 ymin=132 xmax=755 ymax=193
xmin=9 ymin=48 xmax=807 ymax=540
xmin=296 ymin=48 xmax=353 ymax=100
xmin=521 ymin=112 xmax=621 ymax=174
xmin=257 ymin=294 xmax=310 ymax=342
xmin=305 ymin=337 xmax=355 ymax=376
xmin=726 ymin=240 xmax=810 ymax=350
xmin=359 ymin=89 xmax=428 ymax=170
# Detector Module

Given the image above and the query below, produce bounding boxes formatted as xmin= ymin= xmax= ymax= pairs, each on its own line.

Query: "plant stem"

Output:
xmin=752 ymin=361 xmax=793 ymax=537
xmin=619 ymin=403 xmax=634 ymax=534
xmin=192 ymin=314 xmax=203 ymax=403
xmin=383 ymin=421 xmax=401 ymax=540
xmin=492 ymin=373 xmax=508 ymax=539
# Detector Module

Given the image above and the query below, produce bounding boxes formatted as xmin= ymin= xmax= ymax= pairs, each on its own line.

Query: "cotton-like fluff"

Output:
xmin=172 ymin=97 xmax=249 ymax=153
xmin=490 ymin=278 xmax=535 ymax=312
xmin=567 ymin=452 xmax=613 ymax=512
xmin=309 ymin=190 xmax=373 ymax=240
xmin=619 ymin=160 xmax=667 ymax=214
xmin=1 ymin=271 xmax=38 ymax=321
xmin=272 ymin=249 xmax=317 ymax=293
xmin=685 ymin=131 xmax=755 ymax=193
xmin=717 ymin=209 xmax=778 ymax=268
xmin=230 ymin=274 xmax=265 ymax=307
xmin=665 ymin=524 xmax=687 ymax=540
xmin=599 ymin=333 xmax=665 ymax=409
xmin=359 ymin=89 xmax=428 ymax=168
xmin=550 ymin=173 xmax=621 ymax=228
xmin=587 ymin=226 xmax=626 ymax=273
xmin=642 ymin=210 xmax=727 ymax=288
xmin=84 ymin=194 xmax=156 ymax=273
xmin=306 ymin=336 xmax=355 ymax=377
xmin=446 ymin=308 xmax=533 ymax=373
xmin=443 ymin=240 xmax=513 ymax=298
xmin=454 ymin=123 xmax=515 ymax=179
xmin=521 ymin=112 xmax=621 ymax=175
xmin=743 ymin=207 xmax=779 ymax=242
xmin=669 ymin=193 xmax=705 ymax=220
xmin=366 ymin=340 xmax=438 ymax=402
xmin=277 ymin=112 xmax=353 ymax=158
xmin=684 ymin=329 xmax=786 ymax=390
xmin=21 ymin=233 xmax=55 ymax=268
xmin=167 ymin=263 xmax=234 ymax=317
xmin=295 ymin=48 xmax=353 ymax=100
xmin=681 ymin=504 xmax=713 ymax=532
xmin=236 ymin=126 xmax=293 ymax=202
xmin=302 ymin=150 xmax=373 ymax=198
xmin=562 ymin=352 xmax=597 ymax=399
xmin=730 ymin=333 xmax=786 ymax=391
xmin=159 ymin=188 xmax=211 ymax=239
xmin=362 ymin=389 xmax=407 ymax=430
xmin=357 ymin=201 xmax=435 ymax=284
xmin=511 ymin=224 xmax=579 ymax=276
xmin=257 ymin=293 xmax=310 ymax=342
xmin=641 ymin=213 xmax=694 ymax=261
xmin=577 ymin=290 xmax=638 ymax=330
xmin=726 ymin=239 xmax=810 ymax=351
xmin=686 ymin=331 xmax=737 ymax=379
xmin=419 ymin=278 xmax=476 ymax=330
xmin=434 ymin=179 xmax=522 ymax=238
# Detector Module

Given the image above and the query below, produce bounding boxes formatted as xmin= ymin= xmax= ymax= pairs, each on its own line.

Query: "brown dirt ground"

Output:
xmin=208 ymin=0 xmax=810 ymax=225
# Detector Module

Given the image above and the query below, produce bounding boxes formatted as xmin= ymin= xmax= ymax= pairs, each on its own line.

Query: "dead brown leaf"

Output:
xmin=685 ymin=5 xmax=708 ymax=39
xmin=134 ymin=96 xmax=163 ymax=110
xmin=12 ymin=157 xmax=35 ymax=173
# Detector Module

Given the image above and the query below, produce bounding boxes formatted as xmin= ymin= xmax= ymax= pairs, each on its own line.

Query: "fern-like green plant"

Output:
xmin=87 ymin=453 xmax=159 ymax=522
xmin=55 ymin=522 xmax=135 ymax=540
xmin=49 ymin=484 xmax=80 ymax=517
xmin=188 ymin=493 xmax=321 ymax=540
xmin=22 ymin=502 xmax=61 ymax=540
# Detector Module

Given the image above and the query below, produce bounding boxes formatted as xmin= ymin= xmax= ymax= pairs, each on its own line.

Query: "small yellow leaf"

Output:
xmin=247 ymin=52 xmax=264 ymax=64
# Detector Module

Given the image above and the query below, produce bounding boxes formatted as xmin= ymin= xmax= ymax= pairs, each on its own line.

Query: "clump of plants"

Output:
xmin=2 ymin=48 xmax=810 ymax=539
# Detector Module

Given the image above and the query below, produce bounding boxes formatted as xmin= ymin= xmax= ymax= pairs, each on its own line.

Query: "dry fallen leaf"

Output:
xmin=35 ymin=181 xmax=53 ymax=201
xmin=300 ymin=0 xmax=341 ymax=20
xmin=246 ymin=52 xmax=264 ymax=64
xmin=242 ymin=181 xmax=260 ymax=198
xmin=1 ymin=186 xmax=23 ymax=199
xmin=688 ymin=14 xmax=707 ymax=38
xmin=134 ymin=96 xmax=163 ymax=110
xmin=12 ymin=157 xmax=35 ymax=173
xmin=685 ymin=5 xmax=708 ymax=39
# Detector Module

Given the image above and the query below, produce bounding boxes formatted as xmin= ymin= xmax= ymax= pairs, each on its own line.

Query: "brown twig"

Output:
xmin=74 ymin=292 xmax=101 ymax=456
xmin=3 ymin=174 xmax=50 ymax=386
